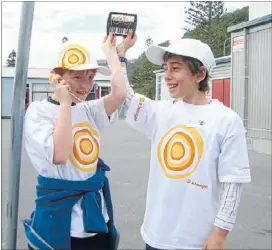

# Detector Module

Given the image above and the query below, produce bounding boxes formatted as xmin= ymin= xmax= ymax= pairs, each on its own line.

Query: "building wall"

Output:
xmin=210 ymin=61 xmax=231 ymax=79
xmin=28 ymin=78 xmax=53 ymax=102
xmin=247 ymin=23 xmax=272 ymax=140
xmin=208 ymin=59 xmax=231 ymax=102
xmin=1 ymin=77 xmax=14 ymax=117
xmin=229 ymin=17 xmax=272 ymax=154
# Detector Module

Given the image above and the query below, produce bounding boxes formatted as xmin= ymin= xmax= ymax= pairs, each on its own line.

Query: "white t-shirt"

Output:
xmin=126 ymin=95 xmax=251 ymax=249
xmin=24 ymin=97 xmax=117 ymax=238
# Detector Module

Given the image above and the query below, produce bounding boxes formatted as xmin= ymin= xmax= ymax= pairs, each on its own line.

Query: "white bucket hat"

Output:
xmin=49 ymin=42 xmax=111 ymax=82
xmin=145 ymin=38 xmax=216 ymax=73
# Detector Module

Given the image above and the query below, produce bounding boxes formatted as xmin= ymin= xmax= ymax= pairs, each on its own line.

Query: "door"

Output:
xmin=212 ymin=78 xmax=230 ymax=107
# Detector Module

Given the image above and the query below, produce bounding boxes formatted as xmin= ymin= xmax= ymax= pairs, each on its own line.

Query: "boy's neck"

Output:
xmin=181 ymin=91 xmax=209 ymax=105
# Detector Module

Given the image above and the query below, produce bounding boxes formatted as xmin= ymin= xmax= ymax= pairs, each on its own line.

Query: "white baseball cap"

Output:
xmin=51 ymin=42 xmax=111 ymax=76
xmin=146 ymin=38 xmax=216 ymax=72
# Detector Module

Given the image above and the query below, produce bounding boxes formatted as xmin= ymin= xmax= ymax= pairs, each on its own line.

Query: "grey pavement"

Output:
xmin=1 ymin=119 xmax=271 ymax=249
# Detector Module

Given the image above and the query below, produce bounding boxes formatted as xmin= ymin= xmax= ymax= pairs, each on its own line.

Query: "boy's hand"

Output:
xmin=52 ymin=75 xmax=72 ymax=105
xmin=102 ymin=32 xmax=117 ymax=58
xmin=202 ymin=227 xmax=228 ymax=250
xmin=117 ymin=29 xmax=137 ymax=57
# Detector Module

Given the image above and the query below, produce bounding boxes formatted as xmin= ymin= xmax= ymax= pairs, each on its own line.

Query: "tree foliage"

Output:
xmin=132 ymin=54 xmax=161 ymax=99
xmin=131 ymin=37 xmax=163 ymax=98
xmin=6 ymin=49 xmax=16 ymax=67
xmin=185 ymin=1 xmax=225 ymax=28
xmin=184 ymin=6 xmax=249 ymax=57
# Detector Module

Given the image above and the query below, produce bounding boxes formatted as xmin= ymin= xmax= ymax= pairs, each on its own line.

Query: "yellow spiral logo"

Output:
xmin=157 ymin=125 xmax=204 ymax=179
xmin=58 ymin=44 xmax=90 ymax=69
xmin=69 ymin=122 xmax=99 ymax=172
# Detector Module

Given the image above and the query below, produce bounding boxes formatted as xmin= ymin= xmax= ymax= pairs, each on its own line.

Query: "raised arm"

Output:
xmin=102 ymin=32 xmax=126 ymax=116
xmin=115 ymin=31 xmax=160 ymax=139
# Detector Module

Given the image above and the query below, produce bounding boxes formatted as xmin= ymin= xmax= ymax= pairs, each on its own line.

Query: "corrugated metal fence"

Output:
xmin=230 ymin=20 xmax=272 ymax=140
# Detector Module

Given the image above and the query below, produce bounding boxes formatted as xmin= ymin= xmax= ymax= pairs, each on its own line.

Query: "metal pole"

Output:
xmin=4 ymin=2 xmax=35 ymax=249
xmin=243 ymin=28 xmax=249 ymax=129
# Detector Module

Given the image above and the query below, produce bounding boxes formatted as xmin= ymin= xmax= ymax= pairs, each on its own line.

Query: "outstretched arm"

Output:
xmin=103 ymin=32 xmax=126 ymax=116
xmin=116 ymin=32 xmax=159 ymax=139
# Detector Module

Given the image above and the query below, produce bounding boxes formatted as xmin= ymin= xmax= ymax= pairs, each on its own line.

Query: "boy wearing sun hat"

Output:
xmin=118 ymin=33 xmax=251 ymax=250
xmin=23 ymin=33 xmax=123 ymax=250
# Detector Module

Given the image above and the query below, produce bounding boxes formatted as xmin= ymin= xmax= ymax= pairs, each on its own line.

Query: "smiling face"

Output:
xmin=162 ymin=53 xmax=207 ymax=99
xmin=54 ymin=68 xmax=97 ymax=103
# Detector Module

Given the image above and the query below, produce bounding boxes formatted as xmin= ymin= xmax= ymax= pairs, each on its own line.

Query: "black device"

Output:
xmin=107 ymin=12 xmax=137 ymax=38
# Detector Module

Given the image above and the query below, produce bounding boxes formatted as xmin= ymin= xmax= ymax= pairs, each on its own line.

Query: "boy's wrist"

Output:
xmin=60 ymin=102 xmax=71 ymax=107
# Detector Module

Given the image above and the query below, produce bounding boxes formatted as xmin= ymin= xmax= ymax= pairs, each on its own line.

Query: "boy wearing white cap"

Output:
xmin=23 ymin=34 xmax=123 ymax=249
xmin=117 ymin=34 xmax=251 ymax=249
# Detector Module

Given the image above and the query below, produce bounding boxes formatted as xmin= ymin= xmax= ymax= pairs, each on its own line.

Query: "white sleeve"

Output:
xmin=81 ymin=97 xmax=118 ymax=132
xmin=122 ymin=67 xmax=134 ymax=110
xmin=24 ymin=102 xmax=55 ymax=165
xmin=218 ymin=115 xmax=251 ymax=183
xmin=125 ymin=94 xmax=158 ymax=139
xmin=122 ymin=68 xmax=158 ymax=139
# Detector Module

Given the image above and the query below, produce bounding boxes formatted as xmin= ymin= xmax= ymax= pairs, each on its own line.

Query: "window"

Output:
xmin=86 ymin=88 xmax=96 ymax=100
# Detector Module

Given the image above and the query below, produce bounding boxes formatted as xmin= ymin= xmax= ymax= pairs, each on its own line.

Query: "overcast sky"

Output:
xmin=2 ymin=1 xmax=249 ymax=68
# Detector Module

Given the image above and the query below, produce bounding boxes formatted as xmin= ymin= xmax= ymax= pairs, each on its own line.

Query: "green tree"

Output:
xmin=6 ymin=49 xmax=16 ymax=67
xmin=185 ymin=1 xmax=225 ymax=44
xmin=132 ymin=55 xmax=160 ymax=99
xmin=145 ymin=36 xmax=154 ymax=48
xmin=185 ymin=1 xmax=225 ymax=28
xmin=184 ymin=6 xmax=249 ymax=57
xmin=131 ymin=38 xmax=161 ymax=98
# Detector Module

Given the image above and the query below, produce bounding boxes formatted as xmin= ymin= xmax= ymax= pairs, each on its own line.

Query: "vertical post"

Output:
xmin=4 ymin=2 xmax=35 ymax=249
xmin=243 ymin=28 xmax=249 ymax=130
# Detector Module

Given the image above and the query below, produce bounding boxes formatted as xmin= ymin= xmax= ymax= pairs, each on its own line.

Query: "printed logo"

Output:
xmin=69 ymin=121 xmax=99 ymax=172
xmin=134 ymin=97 xmax=145 ymax=121
xmin=157 ymin=125 xmax=204 ymax=179
xmin=187 ymin=179 xmax=208 ymax=190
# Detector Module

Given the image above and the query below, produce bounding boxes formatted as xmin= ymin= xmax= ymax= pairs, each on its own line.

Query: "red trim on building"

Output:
xmin=95 ymin=87 xmax=100 ymax=99
xmin=212 ymin=78 xmax=230 ymax=107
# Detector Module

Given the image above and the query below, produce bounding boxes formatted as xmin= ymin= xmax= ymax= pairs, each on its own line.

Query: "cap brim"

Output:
xmin=53 ymin=64 xmax=111 ymax=76
xmin=146 ymin=45 xmax=169 ymax=65
xmin=146 ymin=45 xmax=205 ymax=66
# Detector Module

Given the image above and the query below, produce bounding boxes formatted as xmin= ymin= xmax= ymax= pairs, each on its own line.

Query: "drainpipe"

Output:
xmin=243 ymin=28 xmax=249 ymax=130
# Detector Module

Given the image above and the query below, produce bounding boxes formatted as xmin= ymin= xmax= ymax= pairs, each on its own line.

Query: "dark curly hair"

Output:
xmin=163 ymin=52 xmax=210 ymax=93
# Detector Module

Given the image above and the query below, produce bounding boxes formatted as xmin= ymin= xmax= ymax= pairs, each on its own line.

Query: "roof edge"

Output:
xmin=228 ymin=14 xmax=272 ymax=33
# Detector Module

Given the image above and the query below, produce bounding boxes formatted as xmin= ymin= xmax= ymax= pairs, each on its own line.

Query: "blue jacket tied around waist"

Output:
xmin=24 ymin=158 xmax=119 ymax=250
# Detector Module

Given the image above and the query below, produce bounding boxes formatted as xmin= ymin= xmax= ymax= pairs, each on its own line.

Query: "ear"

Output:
xmin=197 ymin=66 xmax=207 ymax=83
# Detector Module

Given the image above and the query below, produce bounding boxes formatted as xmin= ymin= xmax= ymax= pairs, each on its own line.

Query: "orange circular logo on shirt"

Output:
xmin=157 ymin=125 xmax=204 ymax=179
xmin=69 ymin=122 xmax=99 ymax=172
